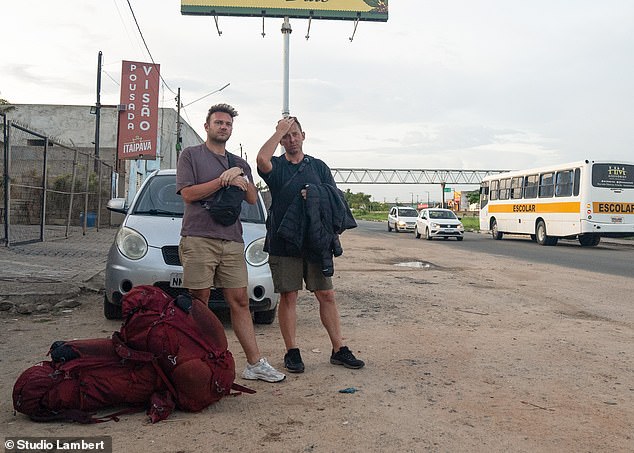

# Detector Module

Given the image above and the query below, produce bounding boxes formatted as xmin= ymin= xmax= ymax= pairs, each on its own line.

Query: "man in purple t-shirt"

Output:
xmin=176 ymin=103 xmax=284 ymax=383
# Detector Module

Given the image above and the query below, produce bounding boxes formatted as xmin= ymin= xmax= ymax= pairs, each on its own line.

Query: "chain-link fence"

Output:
xmin=1 ymin=112 xmax=116 ymax=246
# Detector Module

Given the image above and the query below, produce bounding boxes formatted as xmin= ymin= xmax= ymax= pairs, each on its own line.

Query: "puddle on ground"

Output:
xmin=394 ymin=261 xmax=433 ymax=269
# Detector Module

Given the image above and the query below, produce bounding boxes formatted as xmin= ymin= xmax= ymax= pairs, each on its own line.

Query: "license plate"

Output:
xmin=611 ymin=216 xmax=623 ymax=224
xmin=170 ymin=273 xmax=184 ymax=288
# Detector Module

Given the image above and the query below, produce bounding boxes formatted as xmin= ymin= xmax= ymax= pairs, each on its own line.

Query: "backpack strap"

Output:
xmin=230 ymin=382 xmax=257 ymax=395
xmin=112 ymin=332 xmax=179 ymax=400
xmin=29 ymin=406 xmax=145 ymax=424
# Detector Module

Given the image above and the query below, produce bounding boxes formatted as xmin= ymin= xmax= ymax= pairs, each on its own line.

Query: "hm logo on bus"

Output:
xmin=608 ymin=166 xmax=627 ymax=177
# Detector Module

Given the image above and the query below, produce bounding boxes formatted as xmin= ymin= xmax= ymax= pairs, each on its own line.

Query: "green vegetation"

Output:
xmin=352 ymin=210 xmax=389 ymax=222
xmin=460 ymin=216 xmax=479 ymax=231
xmin=342 ymin=189 xmax=390 ymax=212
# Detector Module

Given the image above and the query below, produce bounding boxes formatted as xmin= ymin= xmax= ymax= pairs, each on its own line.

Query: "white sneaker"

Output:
xmin=242 ymin=358 xmax=286 ymax=383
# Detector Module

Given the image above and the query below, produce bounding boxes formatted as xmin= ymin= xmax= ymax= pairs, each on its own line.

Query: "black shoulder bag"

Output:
xmin=202 ymin=152 xmax=246 ymax=226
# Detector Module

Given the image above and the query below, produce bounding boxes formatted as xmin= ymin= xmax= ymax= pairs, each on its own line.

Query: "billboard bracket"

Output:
xmin=213 ymin=15 xmax=222 ymax=36
xmin=305 ymin=15 xmax=312 ymax=40
xmin=349 ymin=17 xmax=360 ymax=42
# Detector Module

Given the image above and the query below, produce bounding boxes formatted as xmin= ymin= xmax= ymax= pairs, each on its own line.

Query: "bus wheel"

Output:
xmin=491 ymin=219 xmax=503 ymax=240
xmin=536 ymin=221 xmax=558 ymax=246
xmin=579 ymin=234 xmax=601 ymax=247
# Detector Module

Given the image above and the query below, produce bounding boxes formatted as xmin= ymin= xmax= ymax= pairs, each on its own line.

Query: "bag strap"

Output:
xmin=270 ymin=157 xmax=310 ymax=213
xmin=280 ymin=157 xmax=309 ymax=193
xmin=226 ymin=151 xmax=237 ymax=169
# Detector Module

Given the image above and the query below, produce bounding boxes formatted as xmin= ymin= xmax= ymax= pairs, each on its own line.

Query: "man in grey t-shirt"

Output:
xmin=176 ymin=103 xmax=284 ymax=383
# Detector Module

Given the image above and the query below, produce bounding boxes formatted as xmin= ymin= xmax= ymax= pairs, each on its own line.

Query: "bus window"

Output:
xmin=524 ymin=174 xmax=538 ymax=199
xmin=555 ymin=169 xmax=573 ymax=197
xmin=499 ymin=178 xmax=511 ymax=200
xmin=490 ymin=180 xmax=499 ymax=201
xmin=592 ymin=163 xmax=634 ymax=189
xmin=573 ymin=168 xmax=581 ymax=196
xmin=480 ymin=182 xmax=489 ymax=208
xmin=511 ymin=177 xmax=523 ymax=199
xmin=539 ymin=172 xmax=554 ymax=198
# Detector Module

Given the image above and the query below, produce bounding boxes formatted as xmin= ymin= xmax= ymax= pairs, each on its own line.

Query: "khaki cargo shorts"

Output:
xmin=179 ymin=236 xmax=247 ymax=289
xmin=268 ymin=255 xmax=333 ymax=293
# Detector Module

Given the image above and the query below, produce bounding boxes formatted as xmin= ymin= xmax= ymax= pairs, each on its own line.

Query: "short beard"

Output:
xmin=209 ymin=135 xmax=228 ymax=145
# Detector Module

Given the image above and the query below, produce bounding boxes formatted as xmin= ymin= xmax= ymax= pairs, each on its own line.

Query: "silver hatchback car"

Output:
xmin=104 ymin=169 xmax=278 ymax=323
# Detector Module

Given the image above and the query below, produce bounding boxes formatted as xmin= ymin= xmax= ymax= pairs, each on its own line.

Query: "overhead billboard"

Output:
xmin=117 ymin=60 xmax=160 ymax=160
xmin=181 ymin=0 xmax=388 ymax=22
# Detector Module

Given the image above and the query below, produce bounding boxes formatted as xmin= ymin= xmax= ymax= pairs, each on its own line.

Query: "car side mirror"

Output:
xmin=106 ymin=198 xmax=128 ymax=214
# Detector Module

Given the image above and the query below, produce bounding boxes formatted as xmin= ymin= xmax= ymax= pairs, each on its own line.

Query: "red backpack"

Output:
xmin=119 ymin=285 xmax=254 ymax=412
xmin=12 ymin=333 xmax=175 ymax=424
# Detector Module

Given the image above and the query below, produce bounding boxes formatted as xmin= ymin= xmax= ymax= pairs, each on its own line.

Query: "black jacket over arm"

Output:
xmin=277 ymin=183 xmax=357 ymax=276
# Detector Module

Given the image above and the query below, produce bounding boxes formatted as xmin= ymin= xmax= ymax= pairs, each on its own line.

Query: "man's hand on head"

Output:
xmin=276 ymin=117 xmax=295 ymax=136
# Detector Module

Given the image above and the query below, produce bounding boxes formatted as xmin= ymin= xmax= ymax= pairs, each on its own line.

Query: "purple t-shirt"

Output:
xmin=176 ymin=143 xmax=252 ymax=243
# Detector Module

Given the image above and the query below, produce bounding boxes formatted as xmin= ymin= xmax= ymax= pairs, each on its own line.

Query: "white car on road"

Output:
xmin=415 ymin=208 xmax=464 ymax=241
xmin=387 ymin=206 xmax=419 ymax=232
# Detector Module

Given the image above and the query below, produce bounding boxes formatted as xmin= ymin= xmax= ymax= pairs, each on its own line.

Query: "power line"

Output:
xmin=182 ymin=83 xmax=231 ymax=107
xmin=125 ymin=0 xmax=176 ymax=95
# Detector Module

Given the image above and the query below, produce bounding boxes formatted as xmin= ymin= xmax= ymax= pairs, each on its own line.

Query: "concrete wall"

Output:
xmin=0 ymin=104 xmax=202 ymax=170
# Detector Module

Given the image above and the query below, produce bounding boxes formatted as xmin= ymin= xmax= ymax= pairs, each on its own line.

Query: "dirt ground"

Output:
xmin=1 ymin=229 xmax=633 ymax=453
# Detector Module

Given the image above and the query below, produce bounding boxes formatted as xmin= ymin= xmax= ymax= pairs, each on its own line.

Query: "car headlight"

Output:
xmin=457 ymin=224 xmax=464 ymax=231
xmin=245 ymin=237 xmax=268 ymax=267
xmin=115 ymin=226 xmax=148 ymax=260
xmin=430 ymin=222 xmax=440 ymax=228
xmin=397 ymin=221 xmax=406 ymax=226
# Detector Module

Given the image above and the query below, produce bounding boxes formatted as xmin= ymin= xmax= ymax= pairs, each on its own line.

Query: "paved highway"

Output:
xmin=354 ymin=220 xmax=634 ymax=278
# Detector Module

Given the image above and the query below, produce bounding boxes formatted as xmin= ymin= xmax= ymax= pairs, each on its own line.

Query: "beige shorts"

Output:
xmin=268 ymin=255 xmax=333 ymax=293
xmin=179 ymin=236 xmax=247 ymax=289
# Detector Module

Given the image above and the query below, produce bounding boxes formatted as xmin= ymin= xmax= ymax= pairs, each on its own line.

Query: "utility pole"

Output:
xmin=94 ymin=51 xmax=102 ymax=169
xmin=176 ymin=87 xmax=182 ymax=161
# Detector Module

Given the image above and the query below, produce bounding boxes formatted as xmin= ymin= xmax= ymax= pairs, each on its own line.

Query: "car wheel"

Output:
xmin=387 ymin=222 xmax=392 ymax=232
xmin=254 ymin=306 xmax=277 ymax=325
xmin=104 ymin=295 xmax=122 ymax=320
xmin=414 ymin=226 xmax=421 ymax=239
xmin=456 ymin=236 xmax=464 ymax=241
xmin=425 ymin=227 xmax=433 ymax=240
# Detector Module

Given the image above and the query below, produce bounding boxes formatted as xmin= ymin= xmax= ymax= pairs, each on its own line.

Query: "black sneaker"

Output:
xmin=284 ymin=348 xmax=305 ymax=373
xmin=330 ymin=346 xmax=365 ymax=369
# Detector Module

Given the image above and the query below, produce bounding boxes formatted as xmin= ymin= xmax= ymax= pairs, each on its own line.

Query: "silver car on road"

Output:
xmin=104 ymin=169 xmax=278 ymax=323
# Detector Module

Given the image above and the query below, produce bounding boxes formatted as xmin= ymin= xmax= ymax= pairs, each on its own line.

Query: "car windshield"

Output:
xmin=398 ymin=208 xmax=418 ymax=217
xmin=131 ymin=174 xmax=265 ymax=223
xmin=429 ymin=210 xmax=457 ymax=220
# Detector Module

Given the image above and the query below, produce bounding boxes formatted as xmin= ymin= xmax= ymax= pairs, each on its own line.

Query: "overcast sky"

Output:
xmin=3 ymin=1 xmax=634 ymax=203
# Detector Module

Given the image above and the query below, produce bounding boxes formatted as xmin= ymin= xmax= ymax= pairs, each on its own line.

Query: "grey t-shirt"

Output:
xmin=176 ymin=143 xmax=252 ymax=243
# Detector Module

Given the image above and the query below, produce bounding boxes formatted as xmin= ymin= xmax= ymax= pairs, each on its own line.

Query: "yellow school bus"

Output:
xmin=479 ymin=160 xmax=634 ymax=246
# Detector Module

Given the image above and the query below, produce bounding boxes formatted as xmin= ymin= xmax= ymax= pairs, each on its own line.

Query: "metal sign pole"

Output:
xmin=281 ymin=16 xmax=291 ymax=117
